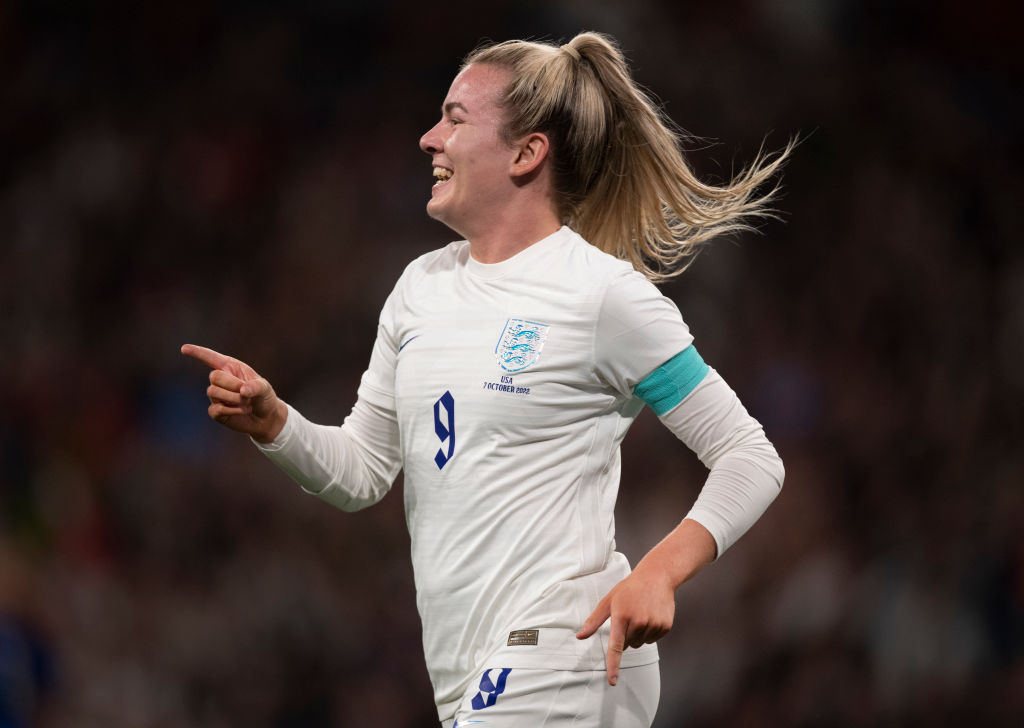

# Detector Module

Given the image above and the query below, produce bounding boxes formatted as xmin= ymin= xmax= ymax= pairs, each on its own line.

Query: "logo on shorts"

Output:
xmin=471 ymin=668 xmax=512 ymax=711
xmin=495 ymin=319 xmax=550 ymax=373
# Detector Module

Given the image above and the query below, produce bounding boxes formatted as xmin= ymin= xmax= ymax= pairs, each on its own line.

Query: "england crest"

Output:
xmin=495 ymin=318 xmax=550 ymax=373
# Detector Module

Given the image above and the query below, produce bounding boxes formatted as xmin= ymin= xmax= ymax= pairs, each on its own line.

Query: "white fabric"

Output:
xmin=255 ymin=398 xmax=401 ymax=511
xmin=665 ymin=369 xmax=785 ymax=556
xmin=255 ymin=226 xmax=783 ymax=722
xmin=442 ymin=663 xmax=660 ymax=728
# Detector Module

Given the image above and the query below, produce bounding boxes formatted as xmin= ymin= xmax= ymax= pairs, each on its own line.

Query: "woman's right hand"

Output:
xmin=180 ymin=344 xmax=288 ymax=443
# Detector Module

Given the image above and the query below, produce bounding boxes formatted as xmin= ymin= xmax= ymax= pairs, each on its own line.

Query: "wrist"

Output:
xmin=253 ymin=400 xmax=288 ymax=444
xmin=630 ymin=557 xmax=680 ymax=594
xmin=636 ymin=519 xmax=717 ymax=590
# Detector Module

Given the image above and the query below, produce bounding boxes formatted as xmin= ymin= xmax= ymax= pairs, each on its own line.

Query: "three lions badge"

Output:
xmin=495 ymin=319 xmax=550 ymax=373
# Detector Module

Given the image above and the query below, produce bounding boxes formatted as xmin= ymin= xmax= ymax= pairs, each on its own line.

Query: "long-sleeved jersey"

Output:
xmin=256 ymin=226 xmax=784 ymax=721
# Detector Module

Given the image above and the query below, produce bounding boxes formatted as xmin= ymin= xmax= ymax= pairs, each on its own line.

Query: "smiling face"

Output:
xmin=418 ymin=64 xmax=517 ymax=239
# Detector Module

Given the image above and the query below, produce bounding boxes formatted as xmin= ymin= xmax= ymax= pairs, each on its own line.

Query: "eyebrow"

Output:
xmin=444 ymin=101 xmax=468 ymax=116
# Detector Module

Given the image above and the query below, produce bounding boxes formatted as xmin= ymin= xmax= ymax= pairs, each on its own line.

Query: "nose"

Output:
xmin=419 ymin=120 xmax=444 ymax=155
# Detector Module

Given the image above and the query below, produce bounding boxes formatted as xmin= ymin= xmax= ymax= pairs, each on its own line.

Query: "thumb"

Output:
xmin=577 ymin=596 xmax=611 ymax=640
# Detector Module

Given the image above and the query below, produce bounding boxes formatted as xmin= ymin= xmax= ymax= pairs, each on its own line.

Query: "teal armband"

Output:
xmin=633 ymin=345 xmax=710 ymax=415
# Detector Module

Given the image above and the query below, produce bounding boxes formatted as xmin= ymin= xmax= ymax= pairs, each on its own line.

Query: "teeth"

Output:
xmin=433 ymin=167 xmax=452 ymax=182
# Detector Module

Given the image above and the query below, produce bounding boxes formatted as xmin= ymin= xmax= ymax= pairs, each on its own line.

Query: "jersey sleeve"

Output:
xmin=251 ymin=281 xmax=405 ymax=511
xmin=254 ymin=397 xmax=402 ymax=511
xmin=595 ymin=269 xmax=782 ymax=558
xmin=658 ymin=369 xmax=784 ymax=557
xmin=593 ymin=270 xmax=697 ymax=398
xmin=354 ymin=280 xmax=401 ymax=411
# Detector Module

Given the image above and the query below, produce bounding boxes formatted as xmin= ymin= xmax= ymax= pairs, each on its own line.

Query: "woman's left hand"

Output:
xmin=576 ymin=518 xmax=717 ymax=686
xmin=575 ymin=564 xmax=676 ymax=686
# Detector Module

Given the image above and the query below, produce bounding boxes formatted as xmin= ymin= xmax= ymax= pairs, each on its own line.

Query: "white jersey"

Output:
xmin=256 ymin=226 xmax=784 ymax=722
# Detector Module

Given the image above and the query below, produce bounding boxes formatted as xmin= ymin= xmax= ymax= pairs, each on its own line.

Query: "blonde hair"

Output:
xmin=464 ymin=32 xmax=794 ymax=282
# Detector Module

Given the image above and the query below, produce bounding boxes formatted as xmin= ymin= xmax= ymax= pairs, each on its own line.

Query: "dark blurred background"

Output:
xmin=1 ymin=0 xmax=1021 ymax=725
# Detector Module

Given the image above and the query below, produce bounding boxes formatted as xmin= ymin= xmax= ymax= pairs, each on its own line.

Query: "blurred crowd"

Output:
xmin=1 ymin=1 xmax=1021 ymax=726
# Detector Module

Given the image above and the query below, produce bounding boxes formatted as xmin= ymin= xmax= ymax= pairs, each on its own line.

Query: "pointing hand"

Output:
xmin=180 ymin=344 xmax=287 ymax=443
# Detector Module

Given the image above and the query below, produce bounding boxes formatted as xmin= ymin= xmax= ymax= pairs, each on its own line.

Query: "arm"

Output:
xmin=254 ymin=397 xmax=401 ymax=512
xmin=668 ymin=368 xmax=785 ymax=556
xmin=580 ymin=359 xmax=784 ymax=684
xmin=578 ymin=271 xmax=784 ymax=684
xmin=181 ymin=344 xmax=402 ymax=511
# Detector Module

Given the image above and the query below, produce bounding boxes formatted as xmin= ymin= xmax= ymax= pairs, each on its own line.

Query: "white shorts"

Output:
xmin=441 ymin=663 xmax=660 ymax=728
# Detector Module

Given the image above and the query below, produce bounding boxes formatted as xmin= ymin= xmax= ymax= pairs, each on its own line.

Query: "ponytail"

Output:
xmin=464 ymin=32 xmax=794 ymax=281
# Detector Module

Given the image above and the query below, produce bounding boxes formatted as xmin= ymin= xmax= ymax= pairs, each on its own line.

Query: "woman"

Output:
xmin=184 ymin=32 xmax=791 ymax=728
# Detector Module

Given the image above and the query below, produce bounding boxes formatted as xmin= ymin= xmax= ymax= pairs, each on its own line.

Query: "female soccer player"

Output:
xmin=183 ymin=32 xmax=790 ymax=728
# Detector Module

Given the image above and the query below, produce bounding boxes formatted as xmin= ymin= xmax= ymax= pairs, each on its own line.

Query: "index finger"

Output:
xmin=606 ymin=615 xmax=627 ymax=686
xmin=181 ymin=344 xmax=231 ymax=371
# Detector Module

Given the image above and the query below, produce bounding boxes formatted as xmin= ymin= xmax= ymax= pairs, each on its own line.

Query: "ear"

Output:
xmin=509 ymin=132 xmax=550 ymax=178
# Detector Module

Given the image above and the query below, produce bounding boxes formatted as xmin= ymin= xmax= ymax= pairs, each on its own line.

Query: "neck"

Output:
xmin=464 ymin=206 xmax=562 ymax=264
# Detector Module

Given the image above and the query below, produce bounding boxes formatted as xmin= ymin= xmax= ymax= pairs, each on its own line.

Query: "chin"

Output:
xmin=426 ymin=202 xmax=463 ymax=236
xmin=425 ymin=202 xmax=446 ymax=224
